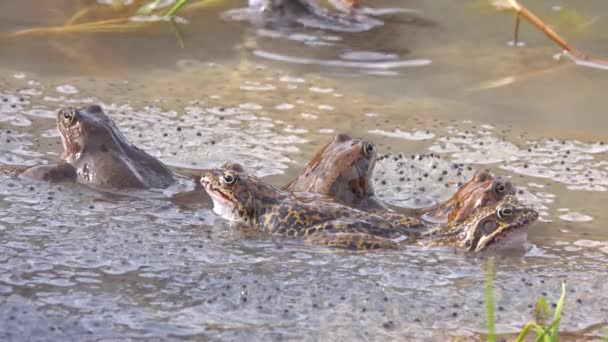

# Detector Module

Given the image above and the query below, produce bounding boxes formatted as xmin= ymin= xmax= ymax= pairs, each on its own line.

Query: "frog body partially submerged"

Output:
xmin=284 ymin=133 xmax=385 ymax=210
xmin=421 ymin=170 xmax=516 ymax=223
xmin=19 ymin=105 xmax=176 ymax=189
xmin=286 ymin=134 xmax=516 ymax=225
xmin=202 ymin=167 xmax=538 ymax=251
xmin=202 ymin=167 xmax=413 ymax=249
xmin=233 ymin=0 xmax=382 ymax=32
xmin=422 ymin=195 xmax=538 ymax=252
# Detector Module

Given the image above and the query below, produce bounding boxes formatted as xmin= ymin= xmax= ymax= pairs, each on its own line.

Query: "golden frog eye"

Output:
xmin=497 ymin=204 xmax=514 ymax=220
xmin=61 ymin=109 xmax=77 ymax=126
xmin=221 ymin=171 xmax=239 ymax=186
xmin=363 ymin=142 xmax=375 ymax=156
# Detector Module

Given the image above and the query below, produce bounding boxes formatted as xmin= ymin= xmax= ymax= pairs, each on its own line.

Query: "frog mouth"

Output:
xmin=475 ymin=209 xmax=539 ymax=252
xmin=200 ymin=177 xmax=242 ymax=222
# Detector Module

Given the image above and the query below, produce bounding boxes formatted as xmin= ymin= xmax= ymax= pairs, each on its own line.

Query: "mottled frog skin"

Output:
xmin=422 ymin=195 xmax=538 ymax=252
xmin=201 ymin=167 xmax=413 ymax=250
xmin=286 ymin=134 xmax=515 ymax=224
xmin=422 ymin=170 xmax=516 ymax=223
xmin=201 ymin=167 xmax=537 ymax=251
xmin=284 ymin=133 xmax=385 ymax=210
xmin=18 ymin=105 xmax=176 ymax=189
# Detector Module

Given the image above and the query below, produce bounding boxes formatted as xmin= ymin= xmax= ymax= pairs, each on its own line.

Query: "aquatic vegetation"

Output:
xmin=485 ymin=259 xmax=568 ymax=342
xmin=4 ymin=0 xmax=218 ymax=38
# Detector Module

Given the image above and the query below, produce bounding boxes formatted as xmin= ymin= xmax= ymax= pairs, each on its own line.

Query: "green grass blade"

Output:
xmin=534 ymin=296 xmax=549 ymax=324
xmin=535 ymin=318 xmax=561 ymax=342
xmin=549 ymin=282 xmax=567 ymax=341
xmin=514 ymin=322 xmax=535 ymax=342
xmin=165 ymin=0 xmax=192 ymax=17
xmin=485 ymin=257 xmax=496 ymax=342
xmin=168 ymin=17 xmax=185 ymax=48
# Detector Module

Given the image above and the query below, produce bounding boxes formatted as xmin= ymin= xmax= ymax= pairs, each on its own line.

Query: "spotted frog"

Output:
xmin=421 ymin=195 xmax=538 ymax=252
xmin=201 ymin=167 xmax=537 ymax=251
xmin=18 ymin=105 xmax=176 ymax=189
xmin=202 ymin=167 xmax=414 ymax=250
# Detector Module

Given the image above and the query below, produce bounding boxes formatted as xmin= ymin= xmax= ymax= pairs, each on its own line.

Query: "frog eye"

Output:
xmin=493 ymin=181 xmax=507 ymax=195
xmin=221 ymin=171 xmax=239 ymax=186
xmin=363 ymin=143 xmax=375 ymax=156
xmin=61 ymin=109 xmax=77 ymax=126
xmin=497 ymin=204 xmax=514 ymax=220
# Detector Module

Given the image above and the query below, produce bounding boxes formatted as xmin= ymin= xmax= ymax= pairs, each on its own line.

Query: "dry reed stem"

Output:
xmin=508 ymin=0 xmax=608 ymax=65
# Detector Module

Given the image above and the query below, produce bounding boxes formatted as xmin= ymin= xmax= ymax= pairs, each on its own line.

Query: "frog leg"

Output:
xmin=17 ymin=163 xmax=77 ymax=182
xmin=305 ymin=231 xmax=399 ymax=250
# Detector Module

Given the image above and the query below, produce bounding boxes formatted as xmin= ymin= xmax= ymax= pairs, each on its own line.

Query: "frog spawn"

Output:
xmin=429 ymin=127 xmax=608 ymax=192
xmin=372 ymin=153 xmax=474 ymax=208
xmin=63 ymin=102 xmax=309 ymax=178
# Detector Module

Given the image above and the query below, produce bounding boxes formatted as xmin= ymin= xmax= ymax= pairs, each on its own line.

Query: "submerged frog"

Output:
xmin=422 ymin=170 xmax=515 ymax=223
xmin=18 ymin=105 xmax=176 ymax=189
xmin=284 ymin=133 xmax=385 ymax=210
xmin=201 ymin=167 xmax=415 ymax=249
xmin=243 ymin=0 xmax=380 ymax=32
xmin=285 ymin=134 xmax=515 ymax=224
xmin=201 ymin=167 xmax=537 ymax=251
xmin=421 ymin=195 xmax=538 ymax=252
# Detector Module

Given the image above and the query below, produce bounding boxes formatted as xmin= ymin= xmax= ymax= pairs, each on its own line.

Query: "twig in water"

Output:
xmin=507 ymin=0 xmax=608 ymax=67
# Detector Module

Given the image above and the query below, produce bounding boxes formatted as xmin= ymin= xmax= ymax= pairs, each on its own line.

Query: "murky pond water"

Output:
xmin=1 ymin=0 xmax=608 ymax=340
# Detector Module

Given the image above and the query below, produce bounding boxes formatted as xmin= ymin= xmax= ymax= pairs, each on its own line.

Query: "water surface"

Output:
xmin=1 ymin=0 xmax=607 ymax=340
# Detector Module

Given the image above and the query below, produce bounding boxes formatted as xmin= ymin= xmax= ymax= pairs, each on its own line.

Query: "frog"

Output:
xmin=421 ymin=195 xmax=538 ymax=252
xmin=244 ymin=0 xmax=381 ymax=32
xmin=201 ymin=166 xmax=415 ymax=250
xmin=17 ymin=105 xmax=176 ymax=189
xmin=201 ymin=167 xmax=538 ymax=251
xmin=284 ymin=134 xmax=515 ymax=225
xmin=421 ymin=170 xmax=516 ymax=223
xmin=284 ymin=133 xmax=385 ymax=210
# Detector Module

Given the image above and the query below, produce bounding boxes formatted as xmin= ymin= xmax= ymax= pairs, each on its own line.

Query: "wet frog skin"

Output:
xmin=421 ymin=195 xmax=538 ymax=252
xmin=201 ymin=167 xmax=413 ymax=250
xmin=284 ymin=133 xmax=385 ymax=210
xmin=422 ymin=170 xmax=516 ymax=223
xmin=285 ymin=134 xmax=515 ymax=224
xmin=201 ymin=167 xmax=537 ymax=251
xmin=18 ymin=105 xmax=176 ymax=189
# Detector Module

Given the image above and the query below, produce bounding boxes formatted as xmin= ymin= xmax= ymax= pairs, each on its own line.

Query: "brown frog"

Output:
xmin=201 ymin=166 xmax=414 ymax=250
xmin=18 ymin=105 xmax=176 ymax=189
xmin=422 ymin=170 xmax=515 ymax=223
xmin=284 ymin=134 xmax=515 ymax=224
xmin=201 ymin=166 xmax=537 ymax=251
xmin=284 ymin=133 xmax=385 ymax=210
xmin=421 ymin=195 xmax=538 ymax=252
